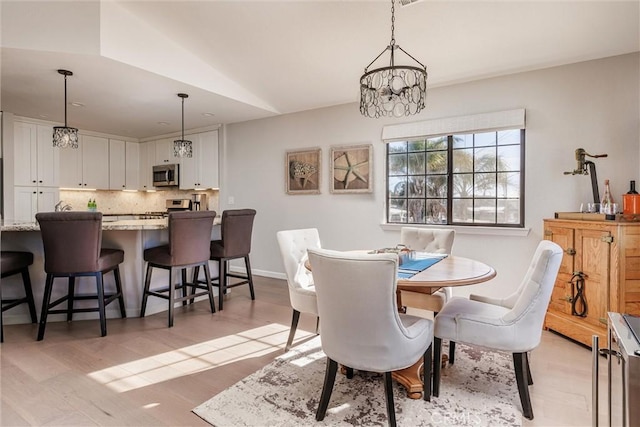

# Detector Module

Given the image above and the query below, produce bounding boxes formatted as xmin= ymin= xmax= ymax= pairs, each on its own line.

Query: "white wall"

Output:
xmin=222 ymin=53 xmax=639 ymax=298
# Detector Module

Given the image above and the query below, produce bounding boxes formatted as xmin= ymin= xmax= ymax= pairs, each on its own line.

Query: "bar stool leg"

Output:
xmin=190 ymin=266 xmax=200 ymax=304
xmin=218 ymin=259 xmax=225 ymax=311
xmin=1 ymin=282 xmax=4 ymax=342
xmin=96 ymin=273 xmax=107 ymax=337
xmin=168 ymin=267 xmax=175 ymax=328
xmin=67 ymin=276 xmax=76 ymax=322
xmin=37 ymin=274 xmax=55 ymax=341
xmin=21 ymin=267 xmax=38 ymax=323
xmin=245 ymin=255 xmax=255 ymax=300
xmin=203 ymin=263 xmax=216 ymax=314
xmin=140 ymin=263 xmax=153 ymax=318
xmin=181 ymin=268 xmax=188 ymax=306
xmin=113 ymin=267 xmax=126 ymax=318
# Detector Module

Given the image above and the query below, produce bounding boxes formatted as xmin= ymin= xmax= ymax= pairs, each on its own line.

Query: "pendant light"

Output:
xmin=359 ymin=0 xmax=427 ymax=118
xmin=52 ymin=69 xmax=79 ymax=148
xmin=173 ymin=93 xmax=193 ymax=158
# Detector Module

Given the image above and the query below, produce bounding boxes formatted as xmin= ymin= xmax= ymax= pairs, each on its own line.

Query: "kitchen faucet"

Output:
xmin=54 ymin=201 xmax=72 ymax=212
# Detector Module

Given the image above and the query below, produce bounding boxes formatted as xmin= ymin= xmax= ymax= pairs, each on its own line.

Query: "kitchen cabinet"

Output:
xmin=139 ymin=141 xmax=155 ymax=190
xmin=60 ymin=135 xmax=110 ymax=189
xmin=179 ymin=130 xmax=219 ymax=190
xmin=155 ymin=138 xmax=175 ymax=165
xmin=543 ymin=218 xmax=640 ymax=347
xmin=109 ymin=139 xmax=140 ymax=190
xmin=13 ymin=186 xmax=59 ymax=222
xmin=13 ymin=121 xmax=59 ymax=187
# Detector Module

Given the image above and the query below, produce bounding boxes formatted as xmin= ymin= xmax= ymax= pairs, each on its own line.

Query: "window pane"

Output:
xmin=389 ymin=199 xmax=407 ymax=223
xmin=453 ymin=148 xmax=473 ymax=173
xmin=453 ymin=173 xmax=473 ymax=197
xmin=452 ymin=199 xmax=472 ymax=223
xmin=474 ymin=132 xmax=496 ymax=147
xmin=408 ymin=176 xmax=425 ymax=197
xmin=498 ymin=130 xmax=520 ymax=145
xmin=498 ymin=199 xmax=520 ymax=224
xmin=408 ymin=140 xmax=426 ymax=152
xmin=474 ymin=173 xmax=496 ymax=197
xmin=426 ymin=151 xmax=447 ymax=174
xmin=426 ymin=136 xmax=448 ymax=150
xmin=474 ymin=147 xmax=496 ymax=172
xmin=497 ymin=172 xmax=520 ymax=197
xmin=474 ymin=199 xmax=496 ymax=223
xmin=408 ymin=152 xmax=425 ymax=175
xmin=388 ymin=176 xmax=406 ymax=197
xmin=497 ymin=146 xmax=520 ymax=171
xmin=407 ymin=199 xmax=425 ymax=223
xmin=388 ymin=153 xmax=407 ymax=175
xmin=453 ymin=134 xmax=473 ymax=149
xmin=426 ymin=176 xmax=447 ymax=198
xmin=426 ymin=199 xmax=447 ymax=224
xmin=388 ymin=141 xmax=407 ymax=153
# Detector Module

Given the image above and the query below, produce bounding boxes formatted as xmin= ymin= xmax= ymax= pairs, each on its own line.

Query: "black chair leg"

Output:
xmin=113 ymin=267 xmax=126 ymax=318
xmin=525 ymin=351 xmax=533 ymax=385
xmin=181 ymin=268 xmax=188 ymax=306
xmin=190 ymin=266 xmax=200 ymax=304
xmin=66 ymin=276 xmax=75 ymax=322
xmin=449 ymin=341 xmax=456 ymax=364
xmin=203 ymin=263 xmax=216 ymax=314
xmin=383 ymin=371 xmax=397 ymax=427
xmin=423 ymin=344 xmax=432 ymax=401
xmin=345 ymin=367 xmax=354 ymax=379
xmin=0 ymin=283 xmax=4 ymax=343
xmin=37 ymin=274 xmax=55 ymax=341
xmin=245 ymin=255 xmax=255 ymax=300
xmin=96 ymin=273 xmax=107 ymax=337
xmin=433 ymin=337 xmax=442 ymax=397
xmin=315 ymin=316 xmax=320 ymax=334
xmin=513 ymin=352 xmax=534 ymax=420
xmin=168 ymin=268 xmax=175 ymax=328
xmin=140 ymin=263 xmax=153 ymax=317
xmin=316 ymin=358 xmax=338 ymax=421
xmin=285 ymin=309 xmax=300 ymax=352
xmin=21 ymin=268 xmax=38 ymax=324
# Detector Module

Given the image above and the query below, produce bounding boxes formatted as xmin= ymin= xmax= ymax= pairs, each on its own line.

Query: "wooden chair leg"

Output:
xmin=190 ymin=266 xmax=200 ymax=304
xmin=285 ymin=309 xmax=300 ymax=352
xmin=245 ymin=255 xmax=255 ymax=300
xmin=525 ymin=351 xmax=533 ymax=385
xmin=21 ymin=268 xmax=38 ymax=323
xmin=0 ymin=282 xmax=4 ymax=343
xmin=218 ymin=259 xmax=225 ymax=311
xmin=449 ymin=341 xmax=456 ymax=364
xmin=168 ymin=267 xmax=175 ymax=328
xmin=433 ymin=337 xmax=442 ymax=397
xmin=113 ymin=267 xmax=126 ymax=318
xmin=66 ymin=276 xmax=75 ymax=322
xmin=203 ymin=263 xmax=216 ymax=314
xmin=96 ymin=273 xmax=107 ymax=337
xmin=181 ymin=268 xmax=188 ymax=306
xmin=345 ymin=367 xmax=354 ymax=379
xmin=383 ymin=371 xmax=397 ymax=427
xmin=140 ymin=263 xmax=153 ymax=317
xmin=423 ymin=344 xmax=432 ymax=401
xmin=513 ymin=352 xmax=534 ymax=420
xmin=37 ymin=274 xmax=55 ymax=341
xmin=316 ymin=358 xmax=338 ymax=421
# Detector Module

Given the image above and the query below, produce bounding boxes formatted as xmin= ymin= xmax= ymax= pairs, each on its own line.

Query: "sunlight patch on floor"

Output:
xmin=87 ymin=323 xmax=314 ymax=392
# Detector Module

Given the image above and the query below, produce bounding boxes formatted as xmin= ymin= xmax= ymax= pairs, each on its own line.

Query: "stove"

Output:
xmin=166 ymin=199 xmax=192 ymax=212
xmin=139 ymin=212 xmax=168 ymax=219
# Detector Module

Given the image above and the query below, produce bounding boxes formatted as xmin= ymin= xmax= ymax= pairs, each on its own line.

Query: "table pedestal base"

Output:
xmin=392 ymin=354 xmax=448 ymax=399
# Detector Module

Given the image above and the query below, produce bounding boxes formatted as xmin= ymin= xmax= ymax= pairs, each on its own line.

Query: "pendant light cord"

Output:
xmin=181 ymin=96 xmax=185 ymax=141
xmin=63 ymin=74 xmax=68 ymax=127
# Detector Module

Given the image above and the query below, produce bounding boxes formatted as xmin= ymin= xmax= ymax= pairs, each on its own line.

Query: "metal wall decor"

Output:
xmin=359 ymin=0 xmax=427 ymax=118
xmin=52 ymin=69 xmax=79 ymax=148
xmin=173 ymin=93 xmax=193 ymax=158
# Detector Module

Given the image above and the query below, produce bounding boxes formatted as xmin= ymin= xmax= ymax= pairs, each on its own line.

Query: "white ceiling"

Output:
xmin=1 ymin=1 xmax=638 ymax=140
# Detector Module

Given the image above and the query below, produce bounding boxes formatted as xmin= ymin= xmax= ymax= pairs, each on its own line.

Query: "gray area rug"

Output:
xmin=193 ymin=336 xmax=523 ymax=426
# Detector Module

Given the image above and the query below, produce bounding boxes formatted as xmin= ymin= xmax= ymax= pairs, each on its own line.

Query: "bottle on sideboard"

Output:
xmin=627 ymin=180 xmax=638 ymax=194
xmin=600 ymin=179 xmax=615 ymax=215
xmin=623 ymin=180 xmax=640 ymax=215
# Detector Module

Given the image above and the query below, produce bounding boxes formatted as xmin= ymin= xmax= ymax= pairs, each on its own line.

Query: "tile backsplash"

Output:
xmin=59 ymin=189 xmax=219 ymax=214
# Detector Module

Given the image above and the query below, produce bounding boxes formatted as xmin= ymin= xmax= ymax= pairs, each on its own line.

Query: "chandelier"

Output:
xmin=173 ymin=93 xmax=193 ymax=158
xmin=52 ymin=69 xmax=79 ymax=148
xmin=359 ymin=0 xmax=427 ymax=118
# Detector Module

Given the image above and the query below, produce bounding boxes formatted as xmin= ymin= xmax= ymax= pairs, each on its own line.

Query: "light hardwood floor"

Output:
xmin=1 ymin=276 xmax=602 ymax=426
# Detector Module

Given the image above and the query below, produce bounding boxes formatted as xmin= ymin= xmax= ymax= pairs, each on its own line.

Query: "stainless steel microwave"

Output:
xmin=153 ymin=164 xmax=179 ymax=187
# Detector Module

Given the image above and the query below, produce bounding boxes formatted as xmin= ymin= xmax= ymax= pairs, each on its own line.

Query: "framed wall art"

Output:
xmin=330 ymin=144 xmax=373 ymax=193
xmin=286 ymin=148 xmax=321 ymax=194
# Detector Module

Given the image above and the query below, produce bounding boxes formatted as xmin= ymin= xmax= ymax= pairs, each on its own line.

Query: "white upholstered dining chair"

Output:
xmin=432 ymin=240 xmax=563 ymax=420
xmin=276 ymin=228 xmax=321 ymax=351
xmin=399 ymin=227 xmax=456 ymax=359
xmin=307 ymin=248 xmax=434 ymax=427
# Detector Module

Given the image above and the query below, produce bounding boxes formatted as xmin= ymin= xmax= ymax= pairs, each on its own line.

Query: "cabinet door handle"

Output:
xmin=39 ymin=180 xmax=42 ymax=183
xmin=565 ymin=248 xmax=576 ymax=255
xmin=32 ymin=180 xmax=36 ymax=183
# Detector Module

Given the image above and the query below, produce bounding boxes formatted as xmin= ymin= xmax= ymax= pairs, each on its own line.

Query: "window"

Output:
xmin=387 ymin=129 xmax=524 ymax=227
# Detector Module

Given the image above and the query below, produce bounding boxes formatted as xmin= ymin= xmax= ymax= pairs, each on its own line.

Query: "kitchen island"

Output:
xmin=1 ymin=217 xmax=221 ymax=327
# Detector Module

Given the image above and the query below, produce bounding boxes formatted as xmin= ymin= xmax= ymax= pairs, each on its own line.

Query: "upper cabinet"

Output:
xmin=179 ymin=130 xmax=219 ymax=190
xmin=139 ymin=141 xmax=155 ymax=191
xmin=60 ymin=135 xmax=110 ymax=189
xmin=13 ymin=121 xmax=59 ymax=187
xmin=155 ymin=138 xmax=174 ymax=165
xmin=109 ymin=139 xmax=140 ymax=190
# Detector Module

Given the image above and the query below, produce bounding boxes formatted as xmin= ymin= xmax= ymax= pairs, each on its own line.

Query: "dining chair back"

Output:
xmin=432 ymin=239 xmax=563 ymax=420
xmin=35 ymin=212 xmax=126 ymax=340
xmin=276 ymin=228 xmax=321 ymax=351
xmin=307 ymin=248 xmax=434 ymax=427
xmin=1 ymin=251 xmax=37 ymax=342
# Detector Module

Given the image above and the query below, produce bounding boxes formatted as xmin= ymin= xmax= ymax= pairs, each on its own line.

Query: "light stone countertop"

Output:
xmin=0 ymin=217 xmax=221 ymax=232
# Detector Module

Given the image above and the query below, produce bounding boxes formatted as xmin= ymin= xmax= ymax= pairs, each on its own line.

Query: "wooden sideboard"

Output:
xmin=543 ymin=219 xmax=640 ymax=347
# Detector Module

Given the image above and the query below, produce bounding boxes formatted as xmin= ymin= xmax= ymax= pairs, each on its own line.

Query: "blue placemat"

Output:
xmin=397 ymin=255 xmax=446 ymax=279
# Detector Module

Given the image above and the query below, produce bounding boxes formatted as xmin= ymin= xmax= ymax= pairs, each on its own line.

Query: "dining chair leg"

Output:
xmin=190 ymin=266 xmax=200 ymax=304
xmin=244 ymin=255 xmax=255 ymax=300
xmin=449 ymin=341 xmax=456 ymax=364
xmin=203 ymin=263 xmax=216 ymax=314
xmin=218 ymin=259 xmax=225 ymax=311
xmin=383 ymin=371 xmax=397 ymax=427
xmin=66 ymin=276 xmax=75 ymax=321
xmin=113 ymin=267 xmax=127 ymax=318
xmin=21 ymin=267 xmax=38 ymax=323
xmin=140 ymin=263 xmax=153 ymax=318
xmin=285 ymin=309 xmax=300 ymax=352
xmin=345 ymin=367 xmax=354 ymax=379
xmin=181 ymin=268 xmax=188 ymax=306
xmin=96 ymin=272 xmax=107 ymax=337
xmin=315 ymin=317 xmax=320 ymax=334
xmin=513 ymin=352 xmax=534 ymax=420
xmin=525 ymin=351 xmax=533 ymax=385
xmin=316 ymin=358 xmax=338 ymax=421
xmin=423 ymin=344 xmax=432 ymax=401
xmin=168 ymin=267 xmax=175 ymax=328
xmin=37 ymin=274 xmax=55 ymax=341
xmin=433 ymin=337 xmax=442 ymax=397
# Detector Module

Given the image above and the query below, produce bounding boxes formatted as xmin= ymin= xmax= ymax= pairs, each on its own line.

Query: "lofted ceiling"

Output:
xmin=1 ymin=0 xmax=638 ymax=140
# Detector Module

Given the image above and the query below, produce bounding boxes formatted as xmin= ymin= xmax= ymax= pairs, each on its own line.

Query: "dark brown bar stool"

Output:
xmin=140 ymin=210 xmax=217 ymax=327
xmin=209 ymin=209 xmax=256 ymax=310
xmin=35 ymin=212 xmax=126 ymax=340
xmin=1 ymin=251 xmax=37 ymax=343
